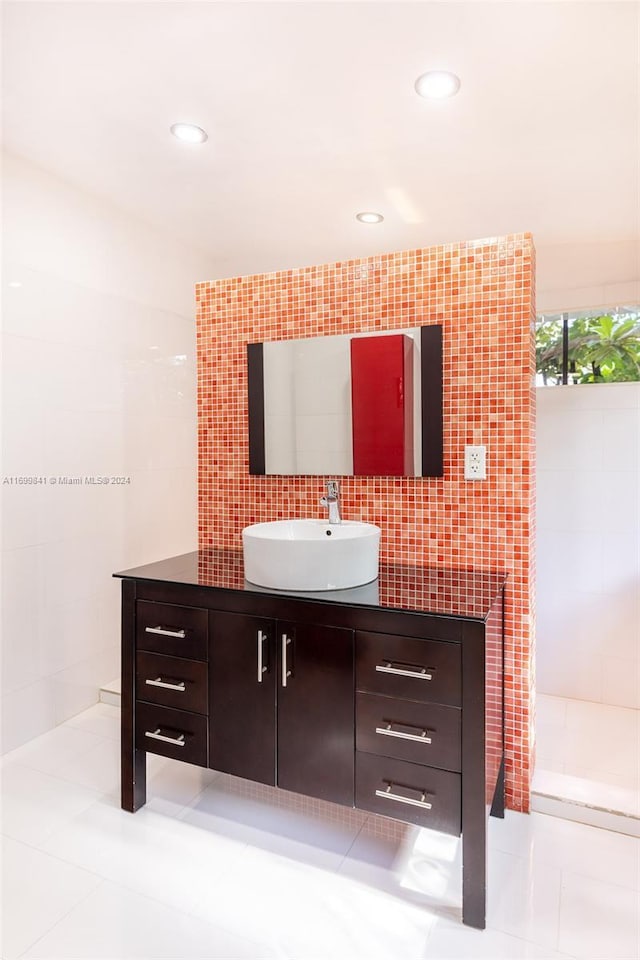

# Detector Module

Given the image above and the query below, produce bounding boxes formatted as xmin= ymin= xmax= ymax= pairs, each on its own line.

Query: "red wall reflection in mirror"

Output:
xmin=350 ymin=334 xmax=414 ymax=476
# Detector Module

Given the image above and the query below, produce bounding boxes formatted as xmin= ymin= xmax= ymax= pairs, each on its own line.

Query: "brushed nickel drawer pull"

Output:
xmin=375 ymin=722 xmax=432 ymax=744
xmin=145 ymin=626 xmax=186 ymax=639
xmin=375 ymin=782 xmax=433 ymax=810
xmin=376 ymin=662 xmax=433 ymax=681
xmin=145 ymin=728 xmax=185 ymax=747
xmin=257 ymin=630 xmax=268 ymax=683
xmin=145 ymin=677 xmax=186 ymax=692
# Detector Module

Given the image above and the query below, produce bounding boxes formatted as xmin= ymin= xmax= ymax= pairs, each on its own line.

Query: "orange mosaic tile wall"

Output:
xmin=196 ymin=233 xmax=536 ymax=812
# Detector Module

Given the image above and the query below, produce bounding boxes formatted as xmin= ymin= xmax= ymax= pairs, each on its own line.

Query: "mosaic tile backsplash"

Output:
xmin=196 ymin=234 xmax=536 ymax=812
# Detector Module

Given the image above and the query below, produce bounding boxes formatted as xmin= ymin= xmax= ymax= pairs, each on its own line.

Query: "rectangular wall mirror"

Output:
xmin=247 ymin=325 xmax=442 ymax=477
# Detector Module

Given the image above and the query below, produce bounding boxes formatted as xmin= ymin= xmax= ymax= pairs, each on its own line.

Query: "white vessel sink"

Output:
xmin=242 ymin=519 xmax=381 ymax=591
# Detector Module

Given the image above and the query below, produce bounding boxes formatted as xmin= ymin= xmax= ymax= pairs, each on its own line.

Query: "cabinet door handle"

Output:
xmin=257 ymin=629 xmax=268 ymax=683
xmin=145 ymin=677 xmax=186 ymax=692
xmin=375 ymin=782 xmax=433 ymax=810
xmin=145 ymin=727 xmax=185 ymax=747
xmin=375 ymin=662 xmax=433 ymax=681
xmin=375 ymin=722 xmax=432 ymax=744
xmin=281 ymin=633 xmax=292 ymax=687
xmin=145 ymin=626 xmax=186 ymax=639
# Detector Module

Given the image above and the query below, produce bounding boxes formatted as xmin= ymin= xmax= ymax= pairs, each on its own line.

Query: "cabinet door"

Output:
xmin=277 ymin=621 xmax=354 ymax=806
xmin=209 ymin=611 xmax=276 ymax=785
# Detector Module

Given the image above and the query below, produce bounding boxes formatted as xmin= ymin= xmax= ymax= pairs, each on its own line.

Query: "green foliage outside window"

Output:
xmin=536 ymin=309 xmax=640 ymax=385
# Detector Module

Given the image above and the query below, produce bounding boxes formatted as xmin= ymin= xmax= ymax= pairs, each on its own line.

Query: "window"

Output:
xmin=536 ymin=307 xmax=640 ymax=386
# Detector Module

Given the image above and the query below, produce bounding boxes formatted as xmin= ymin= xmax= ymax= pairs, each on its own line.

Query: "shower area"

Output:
xmin=534 ymin=311 xmax=640 ymax=832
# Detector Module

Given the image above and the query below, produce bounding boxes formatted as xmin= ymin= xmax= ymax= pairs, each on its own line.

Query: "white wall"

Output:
xmin=536 ymin=238 xmax=640 ymax=314
xmin=1 ymin=152 xmax=215 ymax=752
xmin=264 ymin=335 xmax=354 ymax=475
xmin=536 ymin=383 xmax=640 ymax=709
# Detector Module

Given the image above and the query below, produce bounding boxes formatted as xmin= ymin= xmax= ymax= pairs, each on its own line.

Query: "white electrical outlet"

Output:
xmin=464 ymin=445 xmax=487 ymax=480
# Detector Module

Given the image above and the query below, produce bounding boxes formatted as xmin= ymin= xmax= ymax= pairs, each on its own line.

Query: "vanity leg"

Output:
xmin=461 ymin=624 xmax=487 ymax=929
xmin=462 ymin=797 xmax=486 ymax=929
xmin=121 ymin=747 xmax=146 ymax=812
xmin=120 ymin=579 xmax=147 ymax=812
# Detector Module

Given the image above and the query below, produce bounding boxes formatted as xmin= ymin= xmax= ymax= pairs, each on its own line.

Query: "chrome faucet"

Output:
xmin=320 ymin=480 xmax=341 ymax=524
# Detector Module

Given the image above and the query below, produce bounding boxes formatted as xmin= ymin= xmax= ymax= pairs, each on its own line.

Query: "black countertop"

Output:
xmin=114 ymin=550 xmax=506 ymax=621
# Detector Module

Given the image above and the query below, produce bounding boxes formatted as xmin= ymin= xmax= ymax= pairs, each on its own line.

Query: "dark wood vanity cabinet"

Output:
xmin=209 ymin=611 xmax=276 ymax=785
xmin=131 ymin=600 xmax=209 ymax=767
xmin=276 ymin=620 xmax=354 ymax=806
xmin=354 ymin=629 xmax=463 ymax=834
xmin=209 ymin=611 xmax=354 ymax=805
xmin=117 ymin=552 xmax=505 ymax=930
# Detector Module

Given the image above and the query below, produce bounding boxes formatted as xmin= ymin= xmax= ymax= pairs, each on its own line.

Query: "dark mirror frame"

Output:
xmin=247 ymin=324 xmax=443 ymax=478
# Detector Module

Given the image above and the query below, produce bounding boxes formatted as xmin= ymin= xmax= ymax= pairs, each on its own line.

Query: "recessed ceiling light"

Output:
xmin=356 ymin=212 xmax=384 ymax=224
xmin=414 ymin=71 xmax=461 ymax=99
xmin=170 ymin=122 xmax=208 ymax=144
xmin=8 ymin=281 xmax=22 ymax=288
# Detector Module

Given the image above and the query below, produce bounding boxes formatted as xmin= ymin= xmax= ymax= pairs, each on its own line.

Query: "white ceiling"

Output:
xmin=3 ymin=1 xmax=639 ymax=280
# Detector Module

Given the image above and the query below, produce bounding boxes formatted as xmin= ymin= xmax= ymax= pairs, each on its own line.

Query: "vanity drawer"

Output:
xmin=135 ymin=702 xmax=208 ymax=766
xmin=356 ymin=692 xmax=461 ymax=771
xmin=355 ymin=753 xmax=461 ymax=835
xmin=356 ymin=631 xmax=461 ymax=707
xmin=136 ymin=652 xmax=208 ymax=714
xmin=136 ymin=601 xmax=208 ymax=661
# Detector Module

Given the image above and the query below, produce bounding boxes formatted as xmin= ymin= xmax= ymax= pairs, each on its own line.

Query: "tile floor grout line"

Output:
xmin=2 ymin=735 xmax=121 ymax=795
xmin=68 ymin=843 xmax=294 ymax=955
xmin=15 ymin=874 xmax=273 ymax=960
xmin=1 ymin=757 xmax=114 ymax=805
xmin=40 ymin=817 xmax=256 ymax=939
xmin=559 ymin=861 xmax=640 ymax=895
xmin=554 ymin=864 xmax=566 ymax=957
xmin=3 ymin=725 xmax=119 ymax=776
xmin=4 ymin=721 xmax=117 ymax=759
xmin=3 ymin=789 xmax=117 ymax=860
xmin=334 ymin=812 xmax=369 ymax=871
xmin=15 ymin=876 xmax=107 ymax=960
xmin=3 ymin=832 xmax=110 ymax=887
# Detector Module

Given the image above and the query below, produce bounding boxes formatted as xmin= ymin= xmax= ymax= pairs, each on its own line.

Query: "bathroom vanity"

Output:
xmin=115 ymin=550 xmax=505 ymax=929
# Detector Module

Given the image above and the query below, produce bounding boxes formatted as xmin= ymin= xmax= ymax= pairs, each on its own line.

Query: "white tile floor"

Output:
xmin=533 ymin=694 xmax=640 ymax=820
xmin=1 ymin=702 xmax=639 ymax=959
